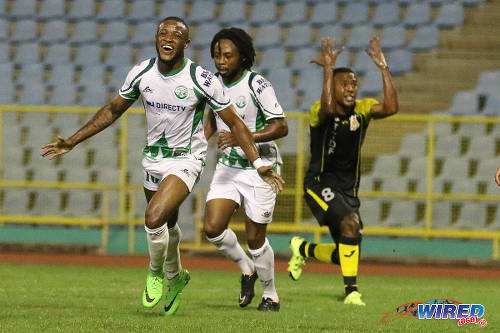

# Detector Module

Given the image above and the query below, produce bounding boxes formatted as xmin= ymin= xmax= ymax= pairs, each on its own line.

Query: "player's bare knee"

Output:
xmin=145 ymin=205 xmax=168 ymax=229
xmin=247 ymin=234 xmax=265 ymax=250
xmin=203 ymin=218 xmax=224 ymax=239
xmin=340 ymin=213 xmax=361 ymax=238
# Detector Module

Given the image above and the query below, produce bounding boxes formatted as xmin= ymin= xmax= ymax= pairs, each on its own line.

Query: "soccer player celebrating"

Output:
xmin=287 ymin=37 xmax=398 ymax=306
xmin=41 ymin=17 xmax=283 ymax=315
xmin=203 ymin=28 xmax=288 ymax=312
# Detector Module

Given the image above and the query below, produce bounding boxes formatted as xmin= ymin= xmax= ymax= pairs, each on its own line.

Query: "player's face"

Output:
xmin=155 ymin=20 xmax=190 ymax=63
xmin=213 ymin=39 xmax=242 ymax=81
xmin=333 ymin=72 xmax=358 ymax=107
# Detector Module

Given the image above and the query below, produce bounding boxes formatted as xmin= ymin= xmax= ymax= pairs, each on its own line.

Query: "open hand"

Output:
xmin=257 ymin=165 xmax=285 ymax=193
xmin=217 ymin=130 xmax=238 ymax=150
xmin=40 ymin=135 xmax=74 ymax=160
xmin=310 ymin=37 xmax=345 ymax=68
xmin=365 ymin=36 xmax=388 ymax=70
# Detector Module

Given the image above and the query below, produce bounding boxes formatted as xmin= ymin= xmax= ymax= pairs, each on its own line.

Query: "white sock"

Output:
xmin=248 ymin=238 xmax=278 ymax=301
xmin=164 ymin=224 xmax=182 ymax=279
xmin=206 ymin=228 xmax=255 ymax=275
xmin=144 ymin=224 xmax=168 ymax=272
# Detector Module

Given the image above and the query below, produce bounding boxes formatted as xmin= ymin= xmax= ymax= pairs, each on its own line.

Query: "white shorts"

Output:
xmin=142 ymin=157 xmax=203 ymax=192
xmin=206 ymin=163 xmax=277 ymax=224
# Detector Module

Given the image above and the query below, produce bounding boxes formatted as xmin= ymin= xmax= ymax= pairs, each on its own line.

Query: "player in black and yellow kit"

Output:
xmin=288 ymin=37 xmax=399 ymax=306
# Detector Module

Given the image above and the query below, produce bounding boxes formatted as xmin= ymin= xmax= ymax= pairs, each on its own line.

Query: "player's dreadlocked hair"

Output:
xmin=210 ymin=27 xmax=255 ymax=70
xmin=333 ymin=67 xmax=355 ymax=76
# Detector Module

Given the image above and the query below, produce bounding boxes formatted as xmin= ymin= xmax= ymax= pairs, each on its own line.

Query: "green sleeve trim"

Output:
xmin=119 ymin=58 xmax=155 ymax=95
xmin=189 ymin=63 xmax=230 ymax=110
xmin=248 ymin=72 xmax=284 ymax=118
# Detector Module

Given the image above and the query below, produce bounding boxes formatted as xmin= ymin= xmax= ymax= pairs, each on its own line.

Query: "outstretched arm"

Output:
xmin=217 ymin=118 xmax=288 ymax=150
xmin=310 ymin=37 xmax=345 ymax=124
xmin=217 ymin=106 xmax=284 ymax=192
xmin=495 ymin=167 xmax=500 ymax=186
xmin=365 ymin=37 xmax=399 ymax=119
xmin=40 ymin=95 xmax=134 ymax=159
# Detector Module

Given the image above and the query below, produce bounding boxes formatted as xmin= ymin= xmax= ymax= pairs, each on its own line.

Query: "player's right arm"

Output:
xmin=495 ymin=167 xmax=500 ymax=186
xmin=41 ymin=96 xmax=134 ymax=159
xmin=204 ymin=110 xmax=218 ymax=140
xmin=310 ymin=37 xmax=345 ymax=125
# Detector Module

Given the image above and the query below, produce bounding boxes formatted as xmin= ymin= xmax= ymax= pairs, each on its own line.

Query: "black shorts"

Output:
xmin=303 ymin=178 xmax=361 ymax=233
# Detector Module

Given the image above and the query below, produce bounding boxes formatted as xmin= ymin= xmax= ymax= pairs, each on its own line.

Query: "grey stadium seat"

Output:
xmin=408 ymin=25 xmax=439 ymax=52
xmin=259 ymin=47 xmax=287 ymax=70
xmin=105 ymin=45 xmax=134 ymax=67
xmin=40 ymin=20 xmax=67 ymax=43
xmin=131 ymin=22 xmax=157 ymax=46
xmin=435 ymin=3 xmax=464 ymax=29
xmin=380 ymin=25 xmax=407 ymax=51
xmin=16 ymin=63 xmax=45 ymax=86
xmin=254 ymin=24 xmax=281 ymax=49
xmin=372 ymin=2 xmax=400 ymax=27
xmin=127 ymin=0 xmax=155 ymax=23
xmin=100 ymin=21 xmax=129 ymax=45
xmin=318 ymin=24 xmax=344 ymax=44
xmin=42 ymin=43 xmax=72 ymax=65
xmin=383 ymin=199 xmax=423 ymax=227
xmin=38 ymin=0 xmax=65 ymax=20
xmin=10 ymin=19 xmax=37 ymax=42
xmin=403 ymin=2 xmax=430 ymax=28
xmin=280 ymin=2 xmax=307 ymax=26
xmin=447 ymin=91 xmax=479 ymax=115
xmin=77 ymin=65 xmax=107 ymax=88
xmin=218 ymin=1 xmax=247 ymax=25
xmin=191 ymin=22 xmax=220 ymax=48
xmin=67 ymin=0 xmax=94 ymax=21
xmin=187 ymin=0 xmax=216 ymax=24
xmin=309 ymin=2 xmax=337 ymax=27
xmin=74 ymin=44 xmax=102 ymax=66
xmin=95 ymin=0 xmax=126 ymax=21
xmin=49 ymin=84 xmax=78 ymax=106
xmin=466 ymin=136 xmax=496 ymax=160
xmin=340 ymin=2 xmax=369 ymax=27
xmin=158 ymin=0 xmax=186 ymax=19
xmin=346 ymin=25 xmax=373 ymax=51
xmin=68 ymin=20 xmax=99 ymax=45
xmin=13 ymin=42 xmax=42 ymax=64
xmin=46 ymin=64 xmax=75 ymax=87
xmin=249 ymin=1 xmax=276 ymax=26
xmin=6 ymin=0 xmax=37 ymax=19
xmin=283 ymin=25 xmax=313 ymax=50
xmin=290 ymin=48 xmax=318 ymax=71
xmin=483 ymin=95 xmax=500 ymax=117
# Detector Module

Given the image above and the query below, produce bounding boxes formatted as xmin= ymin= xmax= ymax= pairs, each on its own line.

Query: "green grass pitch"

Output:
xmin=0 ymin=263 xmax=498 ymax=332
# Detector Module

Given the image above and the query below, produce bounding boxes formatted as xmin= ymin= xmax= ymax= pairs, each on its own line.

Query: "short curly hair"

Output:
xmin=210 ymin=27 xmax=255 ymax=70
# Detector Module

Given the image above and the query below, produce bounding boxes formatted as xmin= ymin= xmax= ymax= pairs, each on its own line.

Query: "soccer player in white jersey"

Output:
xmin=41 ymin=17 xmax=284 ymax=315
xmin=203 ymin=28 xmax=288 ymax=312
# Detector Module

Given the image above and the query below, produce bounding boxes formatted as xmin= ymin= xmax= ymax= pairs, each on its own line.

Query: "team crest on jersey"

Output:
xmin=174 ymin=85 xmax=188 ymax=99
xmin=235 ymin=96 xmax=247 ymax=108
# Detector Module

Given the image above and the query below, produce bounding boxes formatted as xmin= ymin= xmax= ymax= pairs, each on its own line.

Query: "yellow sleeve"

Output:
xmin=309 ymin=100 xmax=321 ymax=127
xmin=355 ymin=98 xmax=379 ymax=123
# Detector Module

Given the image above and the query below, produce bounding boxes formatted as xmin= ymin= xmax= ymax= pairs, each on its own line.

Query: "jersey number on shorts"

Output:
xmin=321 ymin=187 xmax=335 ymax=202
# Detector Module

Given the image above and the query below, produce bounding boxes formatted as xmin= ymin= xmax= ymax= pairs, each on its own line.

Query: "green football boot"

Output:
xmin=142 ymin=268 xmax=164 ymax=308
xmin=164 ymin=269 xmax=191 ymax=315
xmin=344 ymin=291 xmax=366 ymax=306
xmin=287 ymin=236 xmax=306 ymax=281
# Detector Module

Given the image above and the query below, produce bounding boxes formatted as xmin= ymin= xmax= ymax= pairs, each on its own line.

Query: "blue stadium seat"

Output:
xmin=46 ymin=64 xmax=75 ymax=87
xmin=290 ymin=48 xmax=318 ymax=71
xmin=136 ymin=45 xmax=157 ymax=62
xmin=191 ymin=23 xmax=220 ymax=48
xmin=447 ymin=90 xmax=479 ymax=115
xmin=80 ymin=86 xmax=109 ymax=106
xmin=218 ymin=1 xmax=247 ymax=25
xmin=283 ymin=25 xmax=312 ymax=49
xmin=296 ymin=67 xmax=322 ymax=93
xmin=74 ymin=44 xmax=102 ymax=66
xmin=107 ymin=66 xmax=128 ymax=91
xmin=105 ymin=45 xmax=134 ymax=67
xmin=40 ymin=19 xmax=67 ymax=43
xmin=188 ymin=0 xmax=216 ymax=24
xmin=353 ymin=51 xmax=378 ymax=75
xmin=0 ymin=18 xmax=8 ymax=41
xmin=482 ymin=95 xmax=500 ymax=117
xmin=309 ymin=2 xmax=337 ymax=27
xmin=408 ymin=25 xmax=439 ymax=52
xmin=372 ymin=3 xmax=400 ymax=27
xmin=68 ymin=20 xmax=99 ymax=44
xmin=6 ymin=0 xmax=37 ymax=19
xmin=346 ymin=25 xmax=373 ymax=51
xmin=266 ymin=68 xmax=293 ymax=90
xmin=10 ymin=19 xmax=37 ymax=42
xmin=280 ymin=2 xmax=307 ymax=26
xmin=403 ymin=2 xmax=430 ymax=28
xmin=259 ymin=47 xmax=287 ymax=70
xmin=274 ymin=86 xmax=296 ymax=111
xmin=96 ymin=0 xmax=125 ymax=22
xmin=67 ymin=0 xmax=95 ymax=21
xmin=49 ymin=84 xmax=78 ymax=106
xmin=13 ymin=41 xmax=41 ymax=64
xmin=318 ymin=24 xmax=344 ymax=44
xmin=127 ymin=0 xmax=156 ymax=23
xmin=18 ymin=82 xmax=46 ymax=105
xmin=38 ymin=0 xmax=65 ymax=20
xmin=435 ymin=3 xmax=464 ymax=29
xmin=301 ymin=89 xmax=321 ymax=111
xmin=16 ymin=63 xmax=44 ymax=86
xmin=387 ymin=49 xmax=412 ymax=75
xmin=460 ymin=0 xmax=484 ymax=7
xmin=0 ymin=81 xmax=14 ymax=104
xmin=100 ymin=21 xmax=129 ymax=45
xmin=254 ymin=24 xmax=281 ymax=49
xmin=380 ymin=25 xmax=406 ymax=51
xmin=158 ymin=0 xmax=186 ymax=18
xmin=42 ymin=43 xmax=71 ymax=65
xmin=359 ymin=70 xmax=383 ymax=96
xmin=131 ymin=22 xmax=156 ymax=46
xmin=0 ymin=63 xmax=13 ymax=83
xmin=77 ymin=65 xmax=107 ymax=88
xmin=249 ymin=1 xmax=276 ymax=25
xmin=197 ymin=49 xmax=216 ymax=73
xmin=340 ymin=2 xmax=368 ymax=27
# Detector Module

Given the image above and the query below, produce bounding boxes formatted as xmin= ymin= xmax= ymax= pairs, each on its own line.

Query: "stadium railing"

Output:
xmin=1 ymin=106 xmax=500 ymax=259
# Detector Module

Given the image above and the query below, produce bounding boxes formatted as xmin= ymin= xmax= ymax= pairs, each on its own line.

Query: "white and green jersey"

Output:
xmin=214 ymin=70 xmax=285 ymax=169
xmin=119 ymin=57 xmax=230 ymax=161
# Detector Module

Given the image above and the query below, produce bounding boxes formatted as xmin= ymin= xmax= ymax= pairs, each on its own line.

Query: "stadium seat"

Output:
xmin=0 ymin=18 xmax=9 ymax=41
xmin=136 ymin=45 xmax=157 ymax=62
xmin=387 ymin=49 xmax=412 ymax=75
xmin=93 ymin=167 xmax=120 ymax=184
xmin=49 ymin=84 xmax=78 ymax=106
xmin=403 ymin=2 xmax=430 ymax=28
xmin=372 ymin=3 xmax=400 ymax=27
xmin=46 ymin=64 xmax=75 ymax=87
xmin=370 ymin=154 xmax=402 ymax=178
xmin=62 ymin=190 xmax=101 ymax=217
xmin=249 ymin=1 xmax=276 ymax=25
xmin=188 ymin=0 xmax=216 ymax=24
xmin=290 ymin=48 xmax=318 ymax=71
xmin=259 ymin=47 xmax=287 ymax=70
xmin=40 ymin=19 xmax=67 ymax=43
xmin=13 ymin=42 xmax=42 ymax=64
xmin=197 ymin=49 xmax=216 ymax=72
xmin=192 ymin=23 xmax=220 ymax=48
xmin=482 ymin=94 xmax=500 ymax=117
xmin=340 ymin=2 xmax=369 ymax=27
xmin=158 ymin=0 xmax=186 ymax=18
xmin=309 ymin=2 xmax=337 ymax=27
xmin=1 ymin=188 xmax=30 ymax=214
xmin=379 ymin=176 xmax=407 ymax=192
xmin=91 ymin=148 xmax=119 ymax=169
xmin=95 ymin=0 xmax=125 ymax=21
xmin=68 ymin=20 xmax=99 ymax=44
xmin=16 ymin=63 xmax=45 ymax=86
xmin=296 ymin=67 xmax=322 ymax=93
xmin=218 ymin=1 xmax=247 ymax=25
xmin=473 ymin=158 xmax=498 ymax=182
xmin=454 ymin=123 xmax=487 ymax=139
xmin=283 ymin=25 xmax=313 ymax=49
xmin=10 ymin=19 xmax=38 ymax=42
xmin=453 ymin=202 xmax=488 ymax=229
xmin=434 ymin=135 xmax=461 ymax=159
xmin=405 ymin=156 xmax=427 ymax=179
xmin=74 ymin=44 xmax=102 ymax=66
xmin=42 ymin=43 xmax=71 ymax=65
xmin=437 ymin=157 xmax=471 ymax=181
xmin=130 ymin=21 xmax=156 ymax=46
xmin=6 ymin=0 xmax=37 ymax=19
xmin=318 ymin=24 xmax=344 ymax=44
xmin=80 ymin=86 xmax=109 ymax=106
xmin=0 ymin=81 xmax=14 ymax=104
xmin=359 ymin=70 xmax=382 ymax=96
xmin=465 ymin=136 xmax=496 ymax=159
xmin=254 ymin=24 xmax=281 ymax=49
xmin=51 ymin=112 xmax=82 ymax=129
xmin=383 ymin=199 xmax=423 ymax=227
xmin=476 ymin=70 xmax=500 ymax=96
xmin=34 ymin=189 xmax=63 ymax=216
xmin=105 ymin=45 xmax=134 ymax=67
xmin=358 ymin=198 xmax=384 ymax=224
xmin=18 ymin=82 xmax=46 ymax=105
xmin=435 ymin=3 xmax=464 ymax=29
xmin=100 ymin=21 xmax=129 ymax=45
xmin=280 ymin=2 xmax=307 ymax=26
xmin=301 ymin=89 xmax=321 ymax=111
xmin=127 ymin=0 xmax=156 ymax=23
xmin=134 ymin=190 xmax=148 ymax=218
xmin=431 ymin=200 xmax=454 ymax=228
xmin=274 ymin=86 xmax=296 ymax=111
xmin=353 ymin=51 xmax=378 ymax=75
xmin=460 ymin=0 xmax=485 ymax=7
xmin=447 ymin=90 xmax=479 ymax=115
xmin=380 ymin=25 xmax=407 ymax=51
xmin=408 ymin=25 xmax=439 ymax=52
xmin=0 ymin=63 xmax=13 ymax=83
xmin=266 ymin=68 xmax=293 ymax=90
xmin=38 ymin=0 xmax=65 ymax=20
xmin=67 ymin=0 xmax=95 ymax=21
xmin=31 ymin=167 xmax=60 ymax=182
xmin=346 ymin=25 xmax=373 ymax=51
xmin=78 ymin=65 xmax=107 ymax=89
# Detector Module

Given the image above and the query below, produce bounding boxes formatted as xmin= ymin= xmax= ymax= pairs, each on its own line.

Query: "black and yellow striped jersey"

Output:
xmin=305 ymin=98 xmax=378 ymax=196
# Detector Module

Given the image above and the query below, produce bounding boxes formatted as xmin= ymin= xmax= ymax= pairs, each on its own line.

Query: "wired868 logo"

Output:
xmin=380 ymin=299 xmax=487 ymax=327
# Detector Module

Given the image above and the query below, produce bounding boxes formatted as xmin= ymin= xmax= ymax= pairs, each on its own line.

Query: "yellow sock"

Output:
xmin=338 ymin=243 xmax=359 ymax=277
xmin=313 ymin=243 xmax=337 ymax=263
